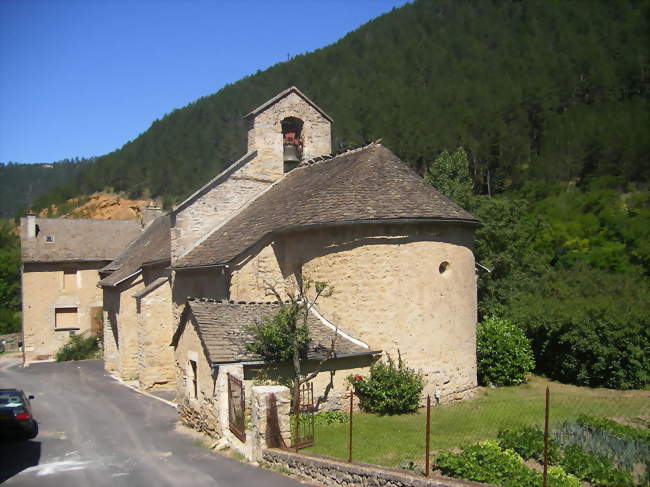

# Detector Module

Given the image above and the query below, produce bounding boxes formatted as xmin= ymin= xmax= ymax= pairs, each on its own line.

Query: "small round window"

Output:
xmin=439 ymin=261 xmax=450 ymax=274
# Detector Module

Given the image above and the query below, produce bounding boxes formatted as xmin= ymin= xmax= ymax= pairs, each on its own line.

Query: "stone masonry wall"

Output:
xmin=229 ymin=222 xmax=478 ymax=399
xmin=262 ymin=449 xmax=492 ymax=487
xmin=247 ymin=90 xmax=331 ymax=177
xmin=102 ymin=275 xmax=143 ymax=380
xmin=103 ymin=287 xmax=120 ymax=372
xmin=22 ymin=262 xmax=105 ymax=363
xmin=171 ymin=175 xmax=270 ymax=263
xmin=173 ymin=315 xmax=222 ymax=438
xmin=136 ymin=269 xmax=174 ymax=390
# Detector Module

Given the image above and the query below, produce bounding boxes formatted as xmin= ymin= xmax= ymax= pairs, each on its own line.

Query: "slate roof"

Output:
xmin=172 ymin=299 xmax=377 ymax=365
xmin=20 ymin=218 xmax=141 ymax=263
xmin=176 ymin=143 xmax=478 ymax=268
xmin=99 ymin=215 xmax=171 ymax=287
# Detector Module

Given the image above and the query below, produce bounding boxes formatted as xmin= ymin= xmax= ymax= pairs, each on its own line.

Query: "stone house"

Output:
xmin=167 ymin=87 xmax=480 ymax=440
xmin=19 ymin=215 xmax=141 ymax=364
xmin=171 ymin=298 xmax=377 ymax=439
xmin=98 ymin=209 xmax=174 ymax=390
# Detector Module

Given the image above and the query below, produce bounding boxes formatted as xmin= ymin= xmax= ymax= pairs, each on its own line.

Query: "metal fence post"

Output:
xmin=295 ymin=384 xmax=300 ymax=452
xmin=543 ymin=386 xmax=550 ymax=487
xmin=425 ymin=394 xmax=431 ymax=476
xmin=348 ymin=392 xmax=353 ymax=463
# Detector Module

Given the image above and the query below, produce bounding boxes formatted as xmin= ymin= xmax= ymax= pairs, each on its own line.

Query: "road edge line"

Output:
xmin=108 ymin=373 xmax=177 ymax=408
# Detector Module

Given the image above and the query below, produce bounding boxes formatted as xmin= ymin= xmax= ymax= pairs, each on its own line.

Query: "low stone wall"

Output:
xmin=262 ymin=449 xmax=493 ymax=487
xmin=177 ymin=397 xmax=221 ymax=439
xmin=0 ymin=333 xmax=21 ymax=351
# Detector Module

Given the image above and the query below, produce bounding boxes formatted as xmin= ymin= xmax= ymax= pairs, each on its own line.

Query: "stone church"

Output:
xmin=97 ymin=87 xmax=478 ymax=439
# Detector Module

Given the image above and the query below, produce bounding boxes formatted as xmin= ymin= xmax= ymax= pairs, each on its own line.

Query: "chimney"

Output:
xmin=26 ymin=212 xmax=36 ymax=239
xmin=143 ymin=203 xmax=163 ymax=227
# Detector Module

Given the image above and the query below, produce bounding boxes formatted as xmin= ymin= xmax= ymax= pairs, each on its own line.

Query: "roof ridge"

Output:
xmin=29 ymin=217 xmax=141 ymax=223
xmin=186 ymin=297 xmax=290 ymax=305
xmin=299 ymin=140 xmax=381 ymax=168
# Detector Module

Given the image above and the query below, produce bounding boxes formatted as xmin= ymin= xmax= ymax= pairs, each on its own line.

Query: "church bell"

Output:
xmin=283 ymin=144 xmax=300 ymax=163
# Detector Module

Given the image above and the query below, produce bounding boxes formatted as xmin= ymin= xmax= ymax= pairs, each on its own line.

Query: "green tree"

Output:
xmin=425 ymin=147 xmax=474 ymax=208
xmin=245 ymin=278 xmax=334 ymax=412
xmin=0 ymin=219 xmax=21 ymax=334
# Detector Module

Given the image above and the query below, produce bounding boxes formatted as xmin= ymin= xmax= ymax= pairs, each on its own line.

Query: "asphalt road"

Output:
xmin=0 ymin=356 xmax=304 ymax=486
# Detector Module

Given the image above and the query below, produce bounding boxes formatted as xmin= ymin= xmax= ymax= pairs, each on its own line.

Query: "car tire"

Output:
xmin=25 ymin=420 xmax=38 ymax=440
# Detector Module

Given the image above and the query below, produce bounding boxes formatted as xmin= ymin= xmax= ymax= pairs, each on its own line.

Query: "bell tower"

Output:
xmin=244 ymin=87 xmax=332 ymax=179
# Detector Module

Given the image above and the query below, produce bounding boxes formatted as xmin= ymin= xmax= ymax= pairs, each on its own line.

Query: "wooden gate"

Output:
xmin=293 ymin=381 xmax=315 ymax=449
xmin=227 ymin=373 xmax=246 ymax=442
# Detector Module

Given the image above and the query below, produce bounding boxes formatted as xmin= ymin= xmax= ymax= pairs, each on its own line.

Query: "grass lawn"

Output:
xmin=304 ymin=376 xmax=650 ymax=469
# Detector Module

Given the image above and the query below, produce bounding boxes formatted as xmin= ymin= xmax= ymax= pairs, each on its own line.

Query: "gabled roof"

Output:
xmin=175 ymin=144 xmax=478 ymax=268
xmin=20 ymin=218 xmax=141 ymax=264
xmin=245 ymin=86 xmax=333 ymax=123
xmin=99 ymin=215 xmax=171 ymax=287
xmin=172 ymin=299 xmax=377 ymax=365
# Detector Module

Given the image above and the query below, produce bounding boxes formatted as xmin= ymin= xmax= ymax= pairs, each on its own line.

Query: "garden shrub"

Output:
xmin=435 ymin=440 xmax=579 ymax=487
xmin=56 ymin=334 xmax=99 ymax=361
xmin=497 ymin=425 xmax=560 ymax=464
xmin=561 ymin=444 xmax=634 ymax=487
xmin=348 ymin=353 xmax=424 ymax=414
xmin=476 ymin=316 xmax=535 ymax=386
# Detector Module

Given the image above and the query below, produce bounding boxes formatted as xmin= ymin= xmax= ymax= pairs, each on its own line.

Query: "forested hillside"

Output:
xmin=0 ymin=159 xmax=90 ymax=218
xmin=32 ymin=0 xmax=648 ymax=208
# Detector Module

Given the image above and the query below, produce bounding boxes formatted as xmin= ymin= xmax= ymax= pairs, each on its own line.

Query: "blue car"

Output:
xmin=0 ymin=389 xmax=38 ymax=440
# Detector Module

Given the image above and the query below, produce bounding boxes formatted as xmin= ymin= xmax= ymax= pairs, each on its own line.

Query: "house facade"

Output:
xmin=19 ymin=215 xmax=141 ymax=364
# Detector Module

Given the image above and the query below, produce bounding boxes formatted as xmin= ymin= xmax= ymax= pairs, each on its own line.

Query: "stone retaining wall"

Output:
xmin=0 ymin=333 xmax=21 ymax=351
xmin=262 ymin=449 xmax=493 ymax=487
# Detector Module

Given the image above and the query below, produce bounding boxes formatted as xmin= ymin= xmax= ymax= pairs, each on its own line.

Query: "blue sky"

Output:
xmin=0 ymin=0 xmax=410 ymax=164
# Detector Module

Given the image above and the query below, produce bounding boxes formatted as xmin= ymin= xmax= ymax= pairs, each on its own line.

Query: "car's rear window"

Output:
xmin=0 ymin=392 xmax=23 ymax=407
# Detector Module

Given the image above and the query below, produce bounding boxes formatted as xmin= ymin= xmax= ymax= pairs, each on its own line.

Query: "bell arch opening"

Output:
xmin=281 ymin=117 xmax=303 ymax=173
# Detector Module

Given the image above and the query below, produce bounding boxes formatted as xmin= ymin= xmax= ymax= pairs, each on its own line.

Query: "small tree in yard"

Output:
xmin=245 ymin=278 xmax=334 ymax=414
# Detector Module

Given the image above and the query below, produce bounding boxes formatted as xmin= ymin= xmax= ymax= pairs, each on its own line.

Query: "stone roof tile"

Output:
xmin=174 ymin=300 xmax=376 ymax=365
xmin=99 ymin=215 xmax=171 ymax=287
xmin=176 ymin=144 xmax=478 ymax=268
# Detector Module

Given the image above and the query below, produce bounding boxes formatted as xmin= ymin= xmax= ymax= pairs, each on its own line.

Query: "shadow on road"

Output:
xmin=0 ymin=437 xmax=42 ymax=483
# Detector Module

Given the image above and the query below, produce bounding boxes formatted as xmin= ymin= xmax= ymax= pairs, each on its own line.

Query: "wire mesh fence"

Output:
xmin=302 ymin=377 xmax=649 ymax=487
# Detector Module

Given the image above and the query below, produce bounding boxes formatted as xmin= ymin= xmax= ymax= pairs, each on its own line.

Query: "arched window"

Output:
xmin=281 ymin=117 xmax=303 ymax=172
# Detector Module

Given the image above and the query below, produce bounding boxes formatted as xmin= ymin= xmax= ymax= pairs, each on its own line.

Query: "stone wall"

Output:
xmin=102 ymin=287 xmax=120 ymax=372
xmin=0 ymin=333 xmax=21 ymax=351
xmin=171 ymin=172 xmax=270 ymax=263
xmin=136 ymin=269 xmax=174 ymax=390
xmin=247 ymin=90 xmax=331 ymax=176
xmin=245 ymin=355 xmax=377 ymax=411
xmin=173 ymin=313 xmax=222 ymax=438
xmin=229 ymin=222 xmax=478 ymax=399
xmin=262 ymin=449 xmax=491 ymax=487
xmin=251 ymin=385 xmax=292 ymax=461
xmin=22 ymin=261 xmax=105 ymax=363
